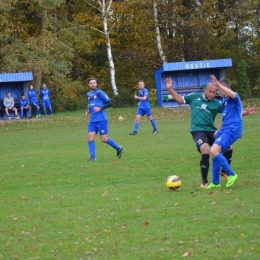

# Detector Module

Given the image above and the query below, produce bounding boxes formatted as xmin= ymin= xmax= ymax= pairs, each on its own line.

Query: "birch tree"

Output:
xmin=87 ymin=0 xmax=118 ymax=96
xmin=153 ymin=0 xmax=167 ymax=63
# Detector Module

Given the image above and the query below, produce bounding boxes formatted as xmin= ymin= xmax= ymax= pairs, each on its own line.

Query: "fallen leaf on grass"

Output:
xmin=142 ymin=221 xmax=149 ymax=226
xmin=182 ymin=251 xmax=190 ymax=257
xmin=102 ymin=191 xmax=108 ymax=196
xmin=113 ymin=160 xmax=118 ymax=164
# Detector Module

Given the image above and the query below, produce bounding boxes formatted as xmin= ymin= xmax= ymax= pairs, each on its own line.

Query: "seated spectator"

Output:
xmin=3 ymin=92 xmax=20 ymax=119
xmin=19 ymin=94 xmax=31 ymax=119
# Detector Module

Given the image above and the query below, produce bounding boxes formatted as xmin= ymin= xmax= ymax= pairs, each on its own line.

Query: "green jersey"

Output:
xmin=183 ymin=93 xmax=222 ymax=132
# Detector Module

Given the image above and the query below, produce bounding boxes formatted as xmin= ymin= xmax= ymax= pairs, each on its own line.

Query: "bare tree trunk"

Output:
xmin=34 ymin=71 xmax=42 ymax=94
xmin=153 ymin=0 xmax=167 ymax=63
xmin=34 ymin=6 xmax=46 ymax=93
xmin=99 ymin=0 xmax=118 ymax=96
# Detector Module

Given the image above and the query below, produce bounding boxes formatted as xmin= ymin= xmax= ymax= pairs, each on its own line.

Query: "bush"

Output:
xmin=111 ymin=88 xmax=136 ymax=107
xmin=236 ymin=59 xmax=251 ymax=99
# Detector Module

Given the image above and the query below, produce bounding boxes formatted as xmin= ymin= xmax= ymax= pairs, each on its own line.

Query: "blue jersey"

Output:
xmin=28 ymin=89 xmax=38 ymax=103
xmin=87 ymin=89 xmax=110 ymax=122
xmin=221 ymin=93 xmax=243 ymax=138
xmin=40 ymin=88 xmax=51 ymax=101
xmin=19 ymin=98 xmax=29 ymax=107
xmin=138 ymin=88 xmax=151 ymax=109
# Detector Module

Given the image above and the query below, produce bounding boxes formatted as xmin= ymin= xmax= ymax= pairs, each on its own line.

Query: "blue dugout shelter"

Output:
xmin=0 ymin=72 xmax=33 ymax=99
xmin=0 ymin=72 xmax=33 ymax=118
xmin=154 ymin=58 xmax=232 ymax=107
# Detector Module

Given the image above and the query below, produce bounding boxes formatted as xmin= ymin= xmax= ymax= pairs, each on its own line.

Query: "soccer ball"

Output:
xmin=165 ymin=175 xmax=181 ymax=190
xmin=118 ymin=116 xmax=124 ymax=121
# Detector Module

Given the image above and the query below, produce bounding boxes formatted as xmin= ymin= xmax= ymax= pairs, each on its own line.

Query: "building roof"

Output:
xmin=155 ymin=58 xmax=232 ymax=73
xmin=0 ymin=72 xmax=33 ymax=83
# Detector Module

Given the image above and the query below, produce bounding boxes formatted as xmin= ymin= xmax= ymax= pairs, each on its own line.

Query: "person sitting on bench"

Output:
xmin=3 ymin=92 xmax=20 ymax=119
xmin=19 ymin=94 xmax=31 ymax=118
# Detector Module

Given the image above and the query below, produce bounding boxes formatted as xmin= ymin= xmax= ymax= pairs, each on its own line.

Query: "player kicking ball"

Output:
xmin=206 ymin=75 xmax=243 ymax=188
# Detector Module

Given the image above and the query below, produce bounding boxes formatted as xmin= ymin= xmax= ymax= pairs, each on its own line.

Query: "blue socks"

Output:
xmin=88 ymin=139 xmax=120 ymax=160
xmin=150 ymin=119 xmax=157 ymax=130
xmin=49 ymin=107 xmax=53 ymax=115
xmin=212 ymin=153 xmax=235 ymax=185
xmin=88 ymin=140 xmax=96 ymax=159
xmin=133 ymin=120 xmax=157 ymax=132
xmin=134 ymin=122 xmax=140 ymax=132
xmin=107 ymin=138 xmax=120 ymax=150
xmin=43 ymin=107 xmax=53 ymax=115
xmin=212 ymin=158 xmax=221 ymax=184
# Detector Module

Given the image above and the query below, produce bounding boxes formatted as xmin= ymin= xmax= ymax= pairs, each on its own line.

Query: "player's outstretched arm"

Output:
xmin=164 ymin=77 xmax=184 ymax=104
xmin=242 ymin=105 xmax=258 ymax=116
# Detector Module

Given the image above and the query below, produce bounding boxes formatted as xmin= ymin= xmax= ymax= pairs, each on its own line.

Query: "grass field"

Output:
xmin=1 ymin=106 xmax=260 ymax=259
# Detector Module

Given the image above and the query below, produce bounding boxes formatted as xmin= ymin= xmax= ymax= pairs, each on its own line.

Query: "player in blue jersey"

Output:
xmin=86 ymin=77 xmax=123 ymax=161
xmin=19 ymin=94 xmax=31 ymax=118
xmin=40 ymin=84 xmax=53 ymax=116
xmin=206 ymin=75 xmax=242 ymax=188
xmin=129 ymin=80 xmax=158 ymax=135
xmin=28 ymin=85 xmax=41 ymax=118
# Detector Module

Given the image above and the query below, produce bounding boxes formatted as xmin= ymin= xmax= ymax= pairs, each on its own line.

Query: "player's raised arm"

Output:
xmin=210 ymin=75 xmax=236 ymax=99
xmin=164 ymin=77 xmax=184 ymax=104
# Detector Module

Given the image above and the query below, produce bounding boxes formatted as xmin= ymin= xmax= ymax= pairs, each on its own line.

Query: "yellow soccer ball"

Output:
xmin=165 ymin=175 xmax=181 ymax=190
xmin=118 ymin=116 xmax=124 ymax=121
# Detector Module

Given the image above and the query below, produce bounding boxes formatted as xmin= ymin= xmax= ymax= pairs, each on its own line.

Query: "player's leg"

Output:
xmin=5 ymin=107 xmax=10 ymax=118
xmin=42 ymin=101 xmax=47 ymax=116
xmin=46 ymin=101 xmax=53 ymax=115
xmin=13 ymin=107 xmax=18 ymax=117
xmin=147 ymin=113 xmax=157 ymax=133
xmin=87 ymin=122 xmax=97 ymax=161
xmin=32 ymin=102 xmax=41 ymax=117
xmin=99 ymin=121 xmax=123 ymax=158
xmin=204 ymin=158 xmax=222 ymax=189
xmin=192 ymin=132 xmax=213 ymax=188
xmin=20 ymin=107 xmax=24 ymax=118
xmin=200 ymin=144 xmax=211 ymax=187
xmin=49 ymin=105 xmax=53 ymax=115
xmin=211 ymin=133 xmax=238 ymax=187
xmin=27 ymin=107 xmax=32 ymax=118
xmin=220 ymin=147 xmax=233 ymax=181
xmin=129 ymin=112 xmax=142 ymax=135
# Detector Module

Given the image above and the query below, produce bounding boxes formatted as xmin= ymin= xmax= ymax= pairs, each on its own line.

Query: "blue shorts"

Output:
xmin=42 ymin=100 xmax=51 ymax=108
xmin=136 ymin=108 xmax=152 ymax=117
xmin=88 ymin=121 xmax=108 ymax=135
xmin=214 ymin=131 xmax=238 ymax=153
